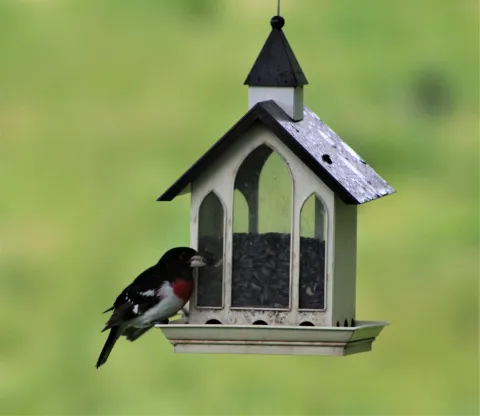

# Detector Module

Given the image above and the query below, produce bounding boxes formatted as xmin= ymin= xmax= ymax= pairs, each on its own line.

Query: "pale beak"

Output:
xmin=189 ymin=255 xmax=207 ymax=268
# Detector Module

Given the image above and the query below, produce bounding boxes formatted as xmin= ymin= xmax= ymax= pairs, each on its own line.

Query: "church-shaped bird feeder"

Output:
xmin=156 ymin=15 xmax=395 ymax=356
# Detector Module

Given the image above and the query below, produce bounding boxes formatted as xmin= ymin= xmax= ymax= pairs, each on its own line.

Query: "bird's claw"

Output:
xmin=151 ymin=318 xmax=169 ymax=325
xmin=180 ymin=307 xmax=189 ymax=318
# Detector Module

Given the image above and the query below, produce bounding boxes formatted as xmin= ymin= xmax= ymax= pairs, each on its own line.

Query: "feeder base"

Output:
xmin=156 ymin=320 xmax=388 ymax=356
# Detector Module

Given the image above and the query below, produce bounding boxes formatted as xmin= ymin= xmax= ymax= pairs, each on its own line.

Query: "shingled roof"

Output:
xmin=157 ymin=100 xmax=395 ymax=205
xmin=244 ymin=16 xmax=308 ymax=87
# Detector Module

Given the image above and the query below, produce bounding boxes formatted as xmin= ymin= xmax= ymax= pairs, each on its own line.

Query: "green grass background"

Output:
xmin=0 ymin=0 xmax=478 ymax=415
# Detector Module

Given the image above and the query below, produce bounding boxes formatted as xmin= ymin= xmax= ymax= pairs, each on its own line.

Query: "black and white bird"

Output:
xmin=96 ymin=247 xmax=207 ymax=369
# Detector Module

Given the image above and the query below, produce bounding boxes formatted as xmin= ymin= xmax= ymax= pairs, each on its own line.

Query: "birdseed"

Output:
xmin=197 ymin=233 xmax=325 ymax=310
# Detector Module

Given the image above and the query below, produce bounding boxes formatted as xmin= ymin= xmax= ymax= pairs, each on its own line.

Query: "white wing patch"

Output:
xmin=140 ymin=289 xmax=156 ymax=297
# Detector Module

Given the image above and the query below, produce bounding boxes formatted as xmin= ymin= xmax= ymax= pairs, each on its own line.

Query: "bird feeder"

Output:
xmin=156 ymin=15 xmax=395 ymax=356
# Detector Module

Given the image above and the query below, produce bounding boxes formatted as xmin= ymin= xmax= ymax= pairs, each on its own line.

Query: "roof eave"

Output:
xmin=157 ymin=100 xmax=363 ymax=205
xmin=156 ymin=102 xmax=266 ymax=202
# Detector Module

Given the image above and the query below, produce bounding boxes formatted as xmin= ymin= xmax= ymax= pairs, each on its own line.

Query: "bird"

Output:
xmin=96 ymin=247 xmax=207 ymax=369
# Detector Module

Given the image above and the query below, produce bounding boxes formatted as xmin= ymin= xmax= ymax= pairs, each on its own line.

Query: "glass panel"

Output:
xmin=232 ymin=145 xmax=291 ymax=309
xmin=233 ymin=190 xmax=248 ymax=233
xmin=197 ymin=192 xmax=223 ymax=307
xmin=299 ymin=194 xmax=326 ymax=310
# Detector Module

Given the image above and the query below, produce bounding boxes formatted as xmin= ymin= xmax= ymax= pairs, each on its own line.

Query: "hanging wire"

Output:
xmin=277 ymin=0 xmax=281 ymax=16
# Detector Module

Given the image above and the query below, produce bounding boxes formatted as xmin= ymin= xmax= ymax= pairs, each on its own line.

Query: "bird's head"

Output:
xmin=159 ymin=247 xmax=208 ymax=269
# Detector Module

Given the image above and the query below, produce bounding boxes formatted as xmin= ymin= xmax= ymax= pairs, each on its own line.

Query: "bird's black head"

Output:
xmin=158 ymin=247 xmax=208 ymax=270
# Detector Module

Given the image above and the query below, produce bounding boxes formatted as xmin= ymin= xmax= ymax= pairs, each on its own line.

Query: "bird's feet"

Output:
xmin=180 ymin=307 xmax=189 ymax=318
xmin=147 ymin=318 xmax=168 ymax=327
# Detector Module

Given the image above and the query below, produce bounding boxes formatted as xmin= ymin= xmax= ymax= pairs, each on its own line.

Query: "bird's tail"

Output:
xmin=96 ymin=326 xmax=122 ymax=369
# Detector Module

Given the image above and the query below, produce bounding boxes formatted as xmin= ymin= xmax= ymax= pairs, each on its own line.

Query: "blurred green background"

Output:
xmin=0 ymin=0 xmax=478 ymax=414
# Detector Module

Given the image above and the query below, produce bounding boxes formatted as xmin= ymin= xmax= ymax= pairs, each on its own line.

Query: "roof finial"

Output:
xmin=271 ymin=0 xmax=285 ymax=30
xmin=244 ymin=0 xmax=307 ymax=89
xmin=270 ymin=15 xmax=285 ymax=30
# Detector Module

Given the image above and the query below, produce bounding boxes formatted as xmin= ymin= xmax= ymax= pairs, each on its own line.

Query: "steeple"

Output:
xmin=244 ymin=16 xmax=308 ymax=121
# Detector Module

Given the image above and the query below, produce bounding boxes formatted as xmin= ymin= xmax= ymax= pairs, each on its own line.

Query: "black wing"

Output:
xmin=103 ymin=265 xmax=163 ymax=311
xmin=101 ymin=266 xmax=164 ymax=331
xmin=101 ymin=290 xmax=160 ymax=331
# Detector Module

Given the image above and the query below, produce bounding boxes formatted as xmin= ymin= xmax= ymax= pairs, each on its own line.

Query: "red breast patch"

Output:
xmin=172 ymin=279 xmax=194 ymax=302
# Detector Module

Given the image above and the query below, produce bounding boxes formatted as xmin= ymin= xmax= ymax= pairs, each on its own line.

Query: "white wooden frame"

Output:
xmin=188 ymin=123 xmax=356 ymax=327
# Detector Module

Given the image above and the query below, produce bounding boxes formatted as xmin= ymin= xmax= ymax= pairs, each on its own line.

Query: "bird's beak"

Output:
xmin=189 ymin=255 xmax=207 ymax=268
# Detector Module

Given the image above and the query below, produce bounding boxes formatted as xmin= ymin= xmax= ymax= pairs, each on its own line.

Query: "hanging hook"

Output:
xmin=271 ymin=0 xmax=284 ymax=29
xmin=271 ymin=0 xmax=285 ymax=30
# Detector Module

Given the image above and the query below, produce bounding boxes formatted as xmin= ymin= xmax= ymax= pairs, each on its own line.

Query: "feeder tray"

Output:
xmin=156 ymin=320 xmax=388 ymax=356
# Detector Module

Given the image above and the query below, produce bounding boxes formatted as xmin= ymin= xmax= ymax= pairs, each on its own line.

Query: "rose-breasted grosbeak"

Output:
xmin=96 ymin=247 xmax=207 ymax=369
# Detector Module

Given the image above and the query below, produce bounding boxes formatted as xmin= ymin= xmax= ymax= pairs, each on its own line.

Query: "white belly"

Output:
xmin=128 ymin=282 xmax=186 ymax=328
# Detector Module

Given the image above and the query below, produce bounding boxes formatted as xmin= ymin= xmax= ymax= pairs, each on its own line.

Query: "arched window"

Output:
xmin=197 ymin=192 xmax=224 ymax=307
xmin=299 ymin=194 xmax=327 ymax=310
xmin=232 ymin=144 xmax=292 ymax=309
xmin=233 ymin=190 xmax=248 ymax=233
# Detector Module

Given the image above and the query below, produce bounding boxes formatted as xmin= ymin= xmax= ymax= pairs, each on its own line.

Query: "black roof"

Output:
xmin=158 ymin=101 xmax=395 ymax=205
xmin=244 ymin=16 xmax=308 ymax=87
